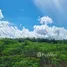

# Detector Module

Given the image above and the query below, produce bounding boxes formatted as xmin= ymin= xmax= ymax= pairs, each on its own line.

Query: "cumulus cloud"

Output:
xmin=0 ymin=20 xmax=45 ymax=39
xmin=33 ymin=16 xmax=67 ymax=40
xmin=0 ymin=21 xmax=42 ymax=38
xmin=0 ymin=20 xmax=67 ymax=40
xmin=39 ymin=16 xmax=53 ymax=25
xmin=34 ymin=24 xmax=67 ymax=40
xmin=0 ymin=9 xmax=4 ymax=19
xmin=0 ymin=9 xmax=67 ymax=40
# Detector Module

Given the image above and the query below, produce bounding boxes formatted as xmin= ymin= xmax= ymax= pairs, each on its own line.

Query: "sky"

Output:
xmin=0 ymin=0 xmax=67 ymax=39
xmin=0 ymin=0 xmax=42 ymax=30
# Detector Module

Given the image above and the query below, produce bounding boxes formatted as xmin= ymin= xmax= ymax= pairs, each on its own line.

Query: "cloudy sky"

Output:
xmin=0 ymin=0 xmax=67 ymax=39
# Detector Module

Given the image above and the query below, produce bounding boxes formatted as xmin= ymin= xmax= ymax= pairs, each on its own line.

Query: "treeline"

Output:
xmin=5 ymin=38 xmax=67 ymax=44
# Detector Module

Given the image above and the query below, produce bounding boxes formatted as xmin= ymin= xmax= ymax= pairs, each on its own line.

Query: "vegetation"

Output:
xmin=0 ymin=38 xmax=67 ymax=67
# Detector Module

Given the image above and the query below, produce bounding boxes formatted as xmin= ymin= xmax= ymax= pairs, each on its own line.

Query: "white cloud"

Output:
xmin=0 ymin=17 xmax=67 ymax=40
xmin=0 ymin=21 xmax=40 ymax=38
xmin=39 ymin=16 xmax=53 ymax=25
xmin=33 ymin=0 xmax=53 ymax=10
xmin=0 ymin=20 xmax=67 ymax=40
xmin=0 ymin=9 xmax=4 ymax=19
xmin=33 ymin=0 xmax=66 ymax=12
xmin=34 ymin=24 xmax=67 ymax=40
xmin=0 ymin=9 xmax=67 ymax=40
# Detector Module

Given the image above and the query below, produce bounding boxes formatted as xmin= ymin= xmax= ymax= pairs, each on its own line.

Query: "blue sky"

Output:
xmin=0 ymin=0 xmax=67 ymax=30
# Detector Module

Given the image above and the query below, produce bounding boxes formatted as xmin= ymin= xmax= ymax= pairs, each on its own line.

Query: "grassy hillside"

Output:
xmin=0 ymin=38 xmax=67 ymax=67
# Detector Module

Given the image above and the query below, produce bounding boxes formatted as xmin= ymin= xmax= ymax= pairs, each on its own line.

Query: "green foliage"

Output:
xmin=0 ymin=38 xmax=67 ymax=67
